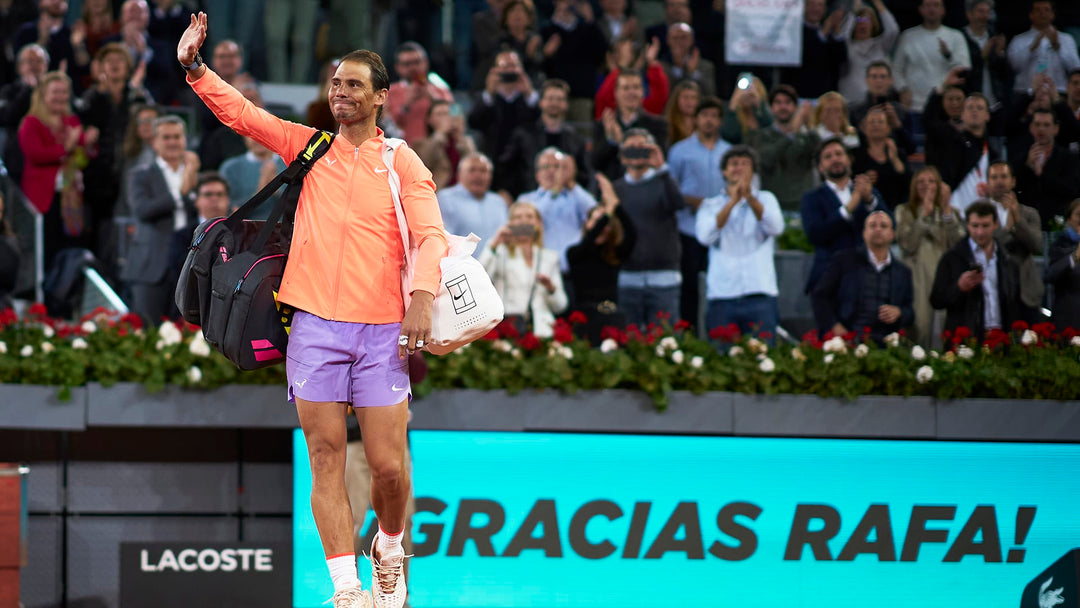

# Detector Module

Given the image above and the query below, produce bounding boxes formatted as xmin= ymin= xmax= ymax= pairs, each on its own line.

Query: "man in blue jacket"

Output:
xmin=811 ymin=210 xmax=914 ymax=342
xmin=801 ymin=137 xmax=890 ymax=302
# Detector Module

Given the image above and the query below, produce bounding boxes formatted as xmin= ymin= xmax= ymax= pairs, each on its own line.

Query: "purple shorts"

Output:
xmin=286 ymin=311 xmax=411 ymax=407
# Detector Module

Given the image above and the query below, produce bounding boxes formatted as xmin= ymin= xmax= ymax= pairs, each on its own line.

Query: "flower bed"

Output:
xmin=2 ymin=305 xmax=1079 ymax=407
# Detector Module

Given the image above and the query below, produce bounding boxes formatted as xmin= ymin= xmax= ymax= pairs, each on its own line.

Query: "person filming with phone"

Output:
xmin=480 ymin=201 xmax=568 ymax=338
xmin=930 ymin=200 xmax=1023 ymax=341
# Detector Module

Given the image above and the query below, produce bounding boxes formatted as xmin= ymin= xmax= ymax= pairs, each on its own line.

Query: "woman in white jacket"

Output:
xmin=479 ymin=201 xmax=568 ymax=338
xmin=838 ymin=0 xmax=900 ymax=103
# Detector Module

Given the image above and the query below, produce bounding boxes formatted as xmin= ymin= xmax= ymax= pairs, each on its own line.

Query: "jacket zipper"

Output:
xmin=330 ymin=146 xmax=359 ymax=320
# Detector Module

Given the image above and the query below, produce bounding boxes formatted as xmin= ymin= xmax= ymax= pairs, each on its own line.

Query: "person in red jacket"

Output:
xmin=17 ymin=70 xmax=99 ymax=269
xmin=593 ymin=35 xmax=670 ymax=119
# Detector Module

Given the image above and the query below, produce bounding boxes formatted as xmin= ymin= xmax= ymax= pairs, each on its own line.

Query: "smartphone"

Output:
xmin=969 ymin=262 xmax=984 ymax=273
xmin=737 ymin=72 xmax=753 ymax=90
xmin=509 ymin=224 xmax=537 ymax=237
xmin=620 ymin=147 xmax=651 ymax=160
xmin=498 ymin=71 xmax=519 ymax=83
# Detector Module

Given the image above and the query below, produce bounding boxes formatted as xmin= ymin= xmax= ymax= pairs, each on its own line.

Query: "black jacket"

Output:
xmin=1046 ymin=231 xmax=1080 ymax=331
xmin=811 ymin=246 xmax=915 ymax=338
xmin=922 ymin=91 xmax=1003 ymax=188
xmin=930 ymin=237 xmax=1022 ymax=339
xmin=498 ymin=120 xmax=590 ymax=197
xmin=1011 ymin=145 xmax=1080 ymax=231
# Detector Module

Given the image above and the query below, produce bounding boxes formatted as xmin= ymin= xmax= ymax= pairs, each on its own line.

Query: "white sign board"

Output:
xmin=725 ymin=0 xmax=805 ymax=67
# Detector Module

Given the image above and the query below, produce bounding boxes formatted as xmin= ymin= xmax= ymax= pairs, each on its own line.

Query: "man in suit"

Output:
xmin=930 ymin=200 xmax=1023 ymax=339
xmin=1011 ymin=107 xmax=1080 ymax=230
xmin=983 ymin=161 xmax=1044 ymax=319
xmin=467 ymin=49 xmax=541 ymax=194
xmin=800 ymin=137 xmax=889 ymax=303
xmin=122 ymin=115 xmax=199 ymax=324
xmin=168 ymin=171 xmax=231 ymax=289
xmin=812 ymin=210 xmax=914 ymax=343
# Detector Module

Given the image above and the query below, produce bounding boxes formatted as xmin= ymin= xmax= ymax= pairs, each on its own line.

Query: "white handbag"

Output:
xmin=383 ymin=139 xmax=504 ymax=355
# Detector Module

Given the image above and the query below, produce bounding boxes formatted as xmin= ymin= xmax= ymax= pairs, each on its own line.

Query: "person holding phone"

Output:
xmin=930 ymin=200 xmax=1023 ymax=340
xmin=480 ymin=201 xmax=568 ymax=337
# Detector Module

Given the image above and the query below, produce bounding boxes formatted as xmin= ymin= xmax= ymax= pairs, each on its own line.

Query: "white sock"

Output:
xmin=327 ymin=553 xmax=360 ymax=592
xmin=377 ymin=526 xmax=404 ymax=558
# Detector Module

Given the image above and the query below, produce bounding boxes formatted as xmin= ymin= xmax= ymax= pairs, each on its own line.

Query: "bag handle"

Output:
xmin=382 ymin=137 xmax=411 ymax=267
xmin=224 ymin=130 xmax=335 ymax=253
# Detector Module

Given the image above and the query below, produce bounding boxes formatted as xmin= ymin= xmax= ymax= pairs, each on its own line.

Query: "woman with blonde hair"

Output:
xmin=480 ymin=200 xmax=568 ymax=337
xmin=721 ymin=75 xmax=772 ymax=144
xmin=18 ymin=71 xmax=99 ymax=268
xmin=812 ymin=91 xmax=860 ymax=148
xmin=895 ymin=166 xmax=966 ymax=345
xmin=665 ymin=80 xmax=701 ymax=145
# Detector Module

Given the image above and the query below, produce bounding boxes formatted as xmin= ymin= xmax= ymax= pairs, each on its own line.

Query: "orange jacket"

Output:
xmin=189 ymin=69 xmax=448 ymax=323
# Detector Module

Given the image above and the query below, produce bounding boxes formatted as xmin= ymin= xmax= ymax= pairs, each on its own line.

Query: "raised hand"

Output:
xmin=178 ymin=12 xmax=208 ymax=65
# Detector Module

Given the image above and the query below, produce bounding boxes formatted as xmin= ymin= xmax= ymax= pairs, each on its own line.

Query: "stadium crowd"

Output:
xmin=2 ymin=0 xmax=1080 ymax=347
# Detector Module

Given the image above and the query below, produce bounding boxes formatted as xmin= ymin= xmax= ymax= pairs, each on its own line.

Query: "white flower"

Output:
xmin=911 ymin=345 xmax=926 ymax=361
xmin=42 ymin=325 xmax=55 ymax=338
xmin=71 ymin=338 xmax=88 ymax=350
xmin=1021 ymin=329 xmax=1038 ymax=346
xmin=655 ymin=345 xmax=666 ymax=357
xmin=758 ymin=357 xmax=775 ymax=373
xmin=854 ymin=344 xmax=869 ymax=358
xmin=187 ymin=366 xmax=203 ymax=383
xmin=40 ymin=342 xmax=54 ymax=354
xmin=690 ymin=356 xmax=703 ymax=369
xmin=746 ymin=337 xmax=768 ymax=354
xmin=671 ymin=350 xmax=685 ymax=364
xmin=155 ymin=340 xmax=165 ymax=351
xmin=158 ymin=321 xmax=183 ymax=346
xmin=188 ymin=337 xmax=212 ymax=357
xmin=559 ymin=346 xmax=573 ymax=360
xmin=791 ymin=347 xmax=806 ymax=362
xmin=957 ymin=345 xmax=975 ymax=359
xmin=20 ymin=345 xmax=33 ymax=357
xmin=823 ymin=336 xmax=847 ymax=353
xmin=824 ymin=353 xmax=835 ymax=364
xmin=1072 ymin=336 xmax=1080 ymax=348
xmin=883 ymin=332 xmax=900 ymax=348
xmin=0 ymin=341 xmax=6 ymax=354
xmin=660 ymin=336 xmax=678 ymax=351
xmin=80 ymin=320 xmax=97 ymax=334
xmin=728 ymin=346 xmax=744 ymax=357
xmin=930 ymin=350 xmax=940 ymax=359
xmin=916 ymin=365 xmax=934 ymax=384
xmin=511 ymin=348 xmax=522 ymax=359
xmin=600 ymin=338 xmax=619 ymax=353
xmin=493 ymin=339 xmax=513 ymax=353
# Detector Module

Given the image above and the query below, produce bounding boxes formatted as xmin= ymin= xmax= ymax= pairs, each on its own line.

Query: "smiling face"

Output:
xmin=535 ymin=151 xmax=561 ymax=191
xmin=328 ymin=60 xmax=387 ymax=127
xmin=43 ymin=79 xmax=71 ymax=116
xmin=152 ymin=122 xmax=187 ymax=164
xmin=460 ymin=156 xmax=493 ymax=198
xmin=818 ymin=141 xmax=851 ymax=180
xmin=722 ymin=154 xmax=754 ymax=185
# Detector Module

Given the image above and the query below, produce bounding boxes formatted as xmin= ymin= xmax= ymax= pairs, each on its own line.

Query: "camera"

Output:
xmin=498 ymin=71 xmax=519 ymax=83
xmin=737 ymin=72 xmax=753 ymax=90
xmin=620 ymin=147 xmax=651 ymax=160
xmin=509 ymin=224 xmax=537 ymax=237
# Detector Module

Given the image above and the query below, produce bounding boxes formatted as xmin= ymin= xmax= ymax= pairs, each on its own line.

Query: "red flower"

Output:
xmin=117 ymin=327 xmax=129 ymax=337
xmin=941 ymin=329 xmax=952 ymax=343
xmin=1011 ymin=320 xmax=1029 ymax=332
xmin=843 ymin=331 xmax=857 ymax=343
xmin=759 ymin=330 xmax=774 ymax=341
xmin=983 ymin=328 xmax=1010 ymax=349
xmin=496 ymin=320 xmax=520 ymax=339
xmin=0 ymin=308 xmax=17 ymax=327
xmin=120 ymin=313 xmax=144 ymax=331
xmin=862 ymin=326 xmax=872 ymax=335
xmin=655 ymin=310 xmax=672 ymax=322
xmin=568 ymin=311 xmax=588 ymax=325
xmin=1064 ymin=327 xmax=1078 ymax=339
xmin=674 ymin=319 xmax=691 ymax=332
xmin=1032 ymin=322 xmax=1057 ymax=339
xmin=28 ymin=302 xmax=47 ymax=317
xmin=517 ymin=332 xmax=542 ymax=351
xmin=552 ymin=319 xmax=574 ymax=344
xmin=952 ymin=326 xmax=972 ymax=343
xmin=708 ymin=323 xmax=741 ymax=342
xmin=482 ymin=329 xmax=498 ymax=341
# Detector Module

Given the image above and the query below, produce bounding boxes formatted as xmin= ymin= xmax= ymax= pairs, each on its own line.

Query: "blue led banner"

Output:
xmin=294 ymin=430 xmax=1080 ymax=607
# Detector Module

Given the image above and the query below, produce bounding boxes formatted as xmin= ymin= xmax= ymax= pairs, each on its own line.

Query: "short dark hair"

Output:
xmin=816 ymin=136 xmax=850 ymax=165
xmin=196 ymin=171 xmax=231 ymax=197
xmin=865 ymin=60 xmax=892 ymax=77
xmin=966 ymin=92 xmax=990 ymax=109
xmin=695 ymin=96 xmax=724 ymax=116
xmin=1032 ymin=107 xmax=1059 ymax=123
xmin=721 ymin=145 xmax=758 ymax=173
xmin=616 ymin=70 xmax=644 ymax=87
xmin=1069 ymin=68 xmax=1080 ymax=81
xmin=1031 ymin=0 xmax=1055 ymax=10
xmin=540 ymin=78 xmax=570 ymax=97
xmin=987 ymin=160 xmax=1012 ymax=178
xmin=396 ymin=41 xmax=428 ymax=61
xmin=966 ymin=200 xmax=999 ymax=222
xmin=768 ymin=84 xmax=798 ymax=106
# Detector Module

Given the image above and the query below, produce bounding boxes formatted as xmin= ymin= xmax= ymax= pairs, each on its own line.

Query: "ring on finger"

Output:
xmin=398 ymin=335 xmax=409 ymax=346
xmin=416 ymin=339 xmax=425 ymax=348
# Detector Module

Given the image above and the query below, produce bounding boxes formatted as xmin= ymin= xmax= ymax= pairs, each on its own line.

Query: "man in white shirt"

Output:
xmin=436 ymin=153 xmax=508 ymax=257
xmin=1007 ymin=0 xmax=1080 ymax=93
xmin=893 ymin=0 xmax=972 ymax=112
xmin=695 ymin=146 xmax=784 ymax=340
xmin=519 ymin=147 xmax=598 ymax=275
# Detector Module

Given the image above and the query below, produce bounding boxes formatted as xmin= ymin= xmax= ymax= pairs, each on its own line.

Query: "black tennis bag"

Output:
xmin=174 ymin=131 xmax=334 ymax=370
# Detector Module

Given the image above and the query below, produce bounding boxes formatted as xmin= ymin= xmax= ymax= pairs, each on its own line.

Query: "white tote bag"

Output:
xmin=383 ymin=139 xmax=504 ymax=355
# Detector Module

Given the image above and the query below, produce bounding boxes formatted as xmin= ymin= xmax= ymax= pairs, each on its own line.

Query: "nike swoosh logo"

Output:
xmin=391 ymin=384 xmax=406 ymax=392
xmin=375 ymin=168 xmax=388 ymax=173
xmin=325 ymin=159 xmax=336 ymax=167
xmin=452 ymin=292 xmax=465 ymax=300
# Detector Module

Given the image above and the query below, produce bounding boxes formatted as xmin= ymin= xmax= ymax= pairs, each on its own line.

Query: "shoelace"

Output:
xmin=367 ymin=551 xmax=413 ymax=595
xmin=327 ymin=586 xmax=368 ymax=608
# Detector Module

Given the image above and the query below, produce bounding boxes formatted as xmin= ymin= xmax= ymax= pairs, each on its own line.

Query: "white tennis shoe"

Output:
xmin=328 ymin=583 xmax=371 ymax=608
xmin=369 ymin=534 xmax=409 ymax=608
